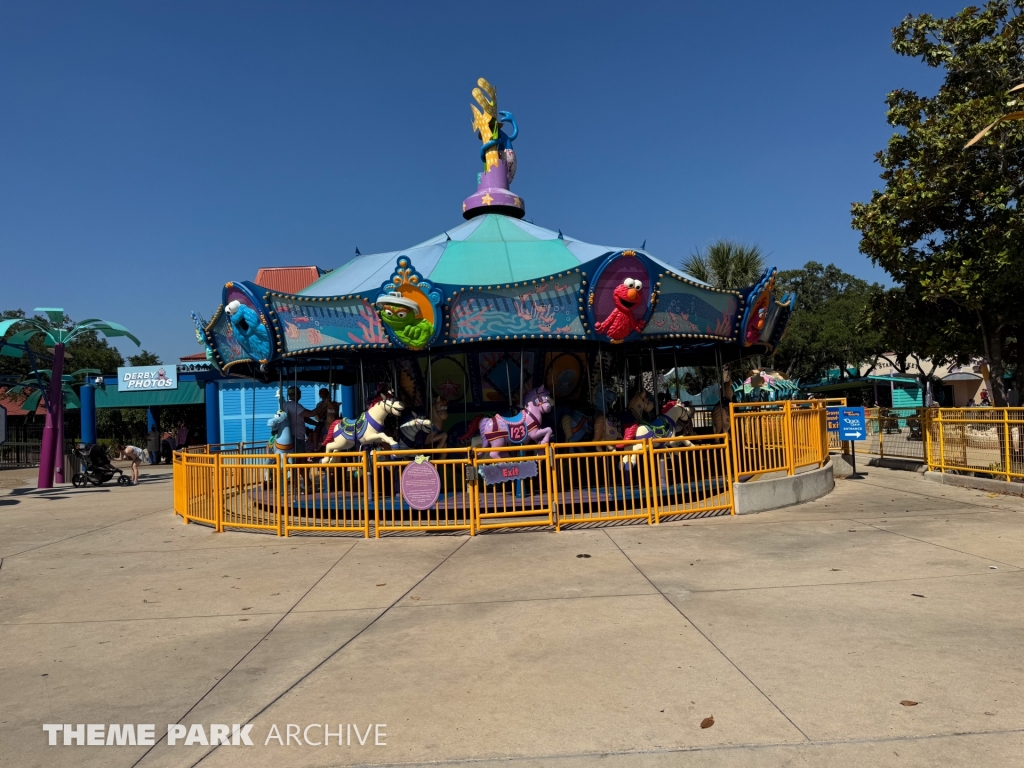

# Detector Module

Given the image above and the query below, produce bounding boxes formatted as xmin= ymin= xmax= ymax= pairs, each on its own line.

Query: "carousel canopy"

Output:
xmin=192 ymin=78 xmax=795 ymax=376
xmin=304 ymin=215 xmax=701 ymax=295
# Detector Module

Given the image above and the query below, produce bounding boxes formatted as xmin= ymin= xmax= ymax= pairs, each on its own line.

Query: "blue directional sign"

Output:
xmin=837 ymin=407 xmax=867 ymax=441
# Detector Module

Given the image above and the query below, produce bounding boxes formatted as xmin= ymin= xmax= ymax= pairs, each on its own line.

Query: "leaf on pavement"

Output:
xmin=900 ymin=700 xmax=918 ymax=706
xmin=700 ymin=716 xmax=715 ymax=729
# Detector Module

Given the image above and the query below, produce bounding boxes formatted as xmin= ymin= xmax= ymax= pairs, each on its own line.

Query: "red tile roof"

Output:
xmin=254 ymin=266 xmax=326 ymax=294
xmin=0 ymin=386 xmax=46 ymax=416
xmin=179 ymin=352 xmax=208 ymax=361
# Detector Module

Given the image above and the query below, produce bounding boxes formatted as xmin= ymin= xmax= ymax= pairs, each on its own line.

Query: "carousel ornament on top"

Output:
xmin=463 ymin=78 xmax=524 ymax=220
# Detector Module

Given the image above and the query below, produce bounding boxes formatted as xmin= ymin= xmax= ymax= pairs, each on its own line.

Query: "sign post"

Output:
xmin=831 ymin=406 xmax=867 ymax=478
xmin=0 ymin=404 xmax=7 ymax=446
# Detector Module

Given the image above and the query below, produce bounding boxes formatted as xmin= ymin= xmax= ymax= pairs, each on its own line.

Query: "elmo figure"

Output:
xmin=595 ymin=278 xmax=647 ymax=341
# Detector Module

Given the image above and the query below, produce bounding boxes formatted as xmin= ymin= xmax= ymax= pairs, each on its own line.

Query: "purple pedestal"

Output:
xmin=37 ymin=343 xmax=65 ymax=489
xmin=463 ymin=160 xmax=525 ymax=220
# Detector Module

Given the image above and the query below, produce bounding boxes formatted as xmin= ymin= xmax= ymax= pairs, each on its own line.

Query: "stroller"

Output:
xmin=71 ymin=444 xmax=131 ymax=488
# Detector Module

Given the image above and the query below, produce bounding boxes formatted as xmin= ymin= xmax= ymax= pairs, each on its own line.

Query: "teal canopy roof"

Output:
xmin=302 ymin=214 xmax=702 ymax=295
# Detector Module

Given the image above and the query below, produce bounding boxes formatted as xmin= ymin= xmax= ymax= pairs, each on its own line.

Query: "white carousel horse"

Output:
xmin=321 ymin=390 xmax=405 ymax=460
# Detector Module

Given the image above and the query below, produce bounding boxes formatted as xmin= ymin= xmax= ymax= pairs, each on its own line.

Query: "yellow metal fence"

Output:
xmin=729 ymin=401 xmax=829 ymax=480
xmin=926 ymin=408 xmax=1024 ymax=482
xmin=171 ymin=403 xmax=842 ymax=535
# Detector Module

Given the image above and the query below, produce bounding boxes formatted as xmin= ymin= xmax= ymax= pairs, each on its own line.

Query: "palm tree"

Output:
xmin=0 ymin=309 xmax=138 ymax=488
xmin=681 ymin=240 xmax=767 ymax=289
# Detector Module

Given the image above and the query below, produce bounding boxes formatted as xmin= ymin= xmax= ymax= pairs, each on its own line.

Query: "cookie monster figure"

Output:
xmin=224 ymin=299 xmax=271 ymax=360
xmin=375 ymin=291 xmax=434 ymax=349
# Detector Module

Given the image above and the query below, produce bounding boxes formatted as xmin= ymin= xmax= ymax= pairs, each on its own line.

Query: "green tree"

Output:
xmin=771 ymin=262 xmax=882 ymax=381
xmin=681 ymin=240 xmax=766 ymax=289
xmin=128 ymin=350 xmax=162 ymax=366
xmin=862 ymin=286 xmax=977 ymax=395
xmin=851 ymin=2 xmax=1024 ymax=405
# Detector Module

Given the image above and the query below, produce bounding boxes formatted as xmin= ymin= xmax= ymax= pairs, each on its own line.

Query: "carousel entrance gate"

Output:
xmin=473 ymin=444 xmax=555 ymax=531
xmin=284 ymin=451 xmax=370 ymax=537
xmin=373 ymin=447 xmax=476 ymax=536
xmin=220 ymin=452 xmax=283 ymax=534
xmin=177 ymin=452 xmax=219 ymax=528
xmin=648 ymin=435 xmax=735 ymax=522
xmin=551 ymin=440 xmax=655 ymax=528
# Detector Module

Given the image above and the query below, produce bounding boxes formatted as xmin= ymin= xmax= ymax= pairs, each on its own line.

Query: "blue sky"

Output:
xmin=0 ymin=1 xmax=968 ymax=363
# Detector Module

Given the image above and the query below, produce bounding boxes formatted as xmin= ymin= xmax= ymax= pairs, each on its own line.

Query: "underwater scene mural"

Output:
xmin=644 ymin=275 xmax=739 ymax=340
xmin=270 ymin=295 xmax=392 ymax=353
xmin=449 ymin=275 xmax=584 ymax=340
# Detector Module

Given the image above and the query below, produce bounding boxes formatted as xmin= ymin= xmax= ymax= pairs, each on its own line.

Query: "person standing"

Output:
xmin=311 ymin=388 xmax=339 ymax=448
xmin=147 ymin=426 xmax=161 ymax=464
xmin=282 ymin=386 xmax=316 ymax=453
xmin=176 ymin=421 xmax=189 ymax=449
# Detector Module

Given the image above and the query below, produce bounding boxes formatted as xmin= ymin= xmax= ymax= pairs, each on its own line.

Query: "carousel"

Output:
xmin=186 ymin=78 xmax=796 ymax=534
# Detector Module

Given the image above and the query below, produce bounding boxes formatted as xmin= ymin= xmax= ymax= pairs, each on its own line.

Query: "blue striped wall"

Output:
xmin=218 ymin=381 xmax=320 ymax=444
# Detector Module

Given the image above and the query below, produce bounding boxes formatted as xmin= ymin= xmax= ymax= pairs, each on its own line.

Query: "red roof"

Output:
xmin=254 ymin=266 xmax=325 ymax=294
xmin=179 ymin=352 xmax=208 ymax=361
xmin=0 ymin=386 xmax=46 ymax=416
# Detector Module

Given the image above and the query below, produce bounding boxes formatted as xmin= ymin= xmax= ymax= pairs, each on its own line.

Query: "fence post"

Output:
xmin=783 ymin=401 xmax=795 ymax=476
xmin=214 ymin=453 xmax=224 ymax=532
xmin=1004 ymin=409 xmax=1013 ymax=483
xmin=644 ymin=439 xmax=655 ymax=525
xmin=545 ymin=443 xmax=554 ymax=534
xmin=729 ymin=403 xmax=740 ymax=483
xmin=277 ymin=454 xmax=284 ymax=537
xmin=878 ymin=410 xmax=884 ymax=458
xmin=938 ymin=412 xmax=946 ymax=474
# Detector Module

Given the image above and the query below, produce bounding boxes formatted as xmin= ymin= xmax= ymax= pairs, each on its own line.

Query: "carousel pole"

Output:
xmin=584 ymin=350 xmax=593 ymax=405
xmin=250 ymin=377 xmax=256 ymax=447
xmin=359 ymin=359 xmax=366 ymax=411
xmin=505 ymin=353 xmax=513 ymax=412
xmin=672 ymin=349 xmax=679 ymax=400
xmin=649 ymin=346 xmax=658 ymax=405
xmin=519 ymin=347 xmax=524 ymax=409
xmin=597 ymin=344 xmax=607 ymax=417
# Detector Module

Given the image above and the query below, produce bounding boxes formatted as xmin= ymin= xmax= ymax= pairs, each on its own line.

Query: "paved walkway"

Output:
xmin=1 ymin=465 xmax=1022 ymax=767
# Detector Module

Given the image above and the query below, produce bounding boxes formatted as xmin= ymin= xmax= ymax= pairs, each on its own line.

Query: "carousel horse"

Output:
xmin=396 ymin=414 xmax=436 ymax=449
xmin=425 ymin=396 xmax=449 ymax=449
xmin=619 ymin=392 xmax=694 ymax=469
xmin=267 ymin=409 xmax=295 ymax=455
xmin=560 ymin=409 xmax=593 ymax=446
xmin=263 ymin=409 xmax=302 ymax=489
xmin=478 ymin=385 xmax=554 ymax=458
xmin=396 ymin=398 xmax=458 ymax=450
xmin=321 ymin=390 xmax=406 ymax=458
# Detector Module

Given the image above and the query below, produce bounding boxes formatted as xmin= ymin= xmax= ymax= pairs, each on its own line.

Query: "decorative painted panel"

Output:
xmin=449 ymin=275 xmax=585 ymax=341
xmin=270 ymin=295 xmax=392 ymax=354
xmin=644 ymin=276 xmax=738 ymax=340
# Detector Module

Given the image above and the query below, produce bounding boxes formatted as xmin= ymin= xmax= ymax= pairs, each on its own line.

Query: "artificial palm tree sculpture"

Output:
xmin=8 ymin=368 xmax=102 ymax=484
xmin=0 ymin=310 xmax=138 ymax=488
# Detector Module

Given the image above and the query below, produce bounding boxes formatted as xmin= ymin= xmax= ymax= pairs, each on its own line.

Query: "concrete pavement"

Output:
xmin=1 ymin=464 xmax=1022 ymax=767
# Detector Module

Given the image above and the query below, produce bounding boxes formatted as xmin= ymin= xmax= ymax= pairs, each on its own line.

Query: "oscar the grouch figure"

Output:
xmin=375 ymin=292 xmax=433 ymax=349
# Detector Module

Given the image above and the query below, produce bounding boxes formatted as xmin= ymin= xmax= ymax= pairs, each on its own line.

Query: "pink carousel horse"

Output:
xmin=478 ymin=386 xmax=554 ymax=458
